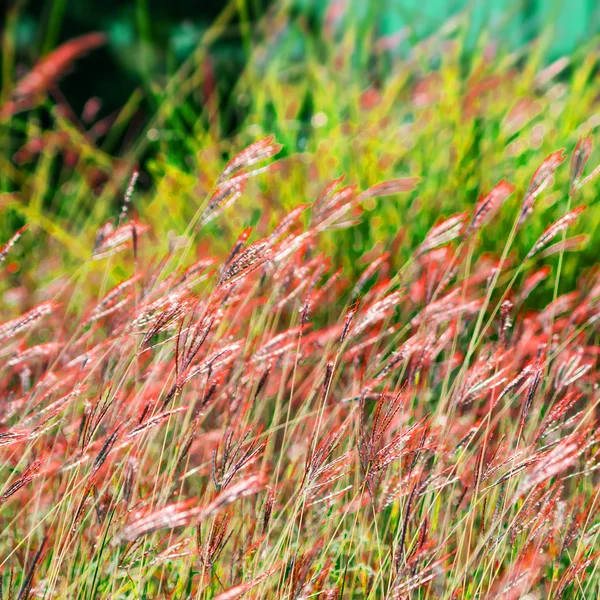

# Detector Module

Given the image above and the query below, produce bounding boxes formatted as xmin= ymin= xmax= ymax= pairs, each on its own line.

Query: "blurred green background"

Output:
xmin=4 ymin=0 xmax=599 ymax=129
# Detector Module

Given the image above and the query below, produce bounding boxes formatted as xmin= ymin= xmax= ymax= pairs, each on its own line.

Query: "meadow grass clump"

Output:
xmin=1 ymin=133 xmax=600 ymax=598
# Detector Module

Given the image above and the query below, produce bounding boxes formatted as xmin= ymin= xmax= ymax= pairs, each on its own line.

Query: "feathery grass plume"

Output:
xmin=0 ymin=429 xmax=30 ymax=448
xmin=122 ymin=456 xmax=138 ymax=505
xmin=525 ymin=206 xmax=585 ymax=260
xmin=540 ymin=233 xmax=588 ymax=258
xmin=417 ymin=212 xmax=467 ymax=256
xmin=139 ymin=296 xmax=196 ymax=346
xmin=180 ymin=341 xmax=242 ymax=385
xmin=498 ymin=299 xmax=513 ymax=346
xmin=0 ymin=456 xmax=44 ymax=504
xmin=86 ymin=274 xmax=142 ymax=324
xmin=118 ymin=475 xmax=266 ymax=543
xmin=16 ymin=536 xmax=47 ymax=600
xmin=555 ymin=352 xmax=591 ymax=390
xmin=221 ymin=226 xmax=254 ymax=273
xmin=573 ymin=163 xmax=600 ymax=191
xmin=126 ymin=407 xmax=186 ymax=440
xmin=389 ymin=554 xmax=448 ymax=598
xmin=171 ymin=256 xmax=217 ymax=289
xmin=115 ymin=498 xmax=203 ymax=544
xmin=203 ymin=473 xmax=266 ymax=514
xmin=313 ymin=177 xmax=417 ymax=231
xmin=128 ymin=289 xmax=192 ymax=335
xmin=354 ymin=290 xmax=403 ymax=335
xmin=357 ymin=177 xmax=419 ymax=201
xmin=0 ymin=225 xmax=28 ymax=265
xmin=311 ymin=175 xmax=346 ymax=217
xmin=0 ymin=301 xmax=56 ymax=344
xmin=351 ymin=252 xmax=389 ymax=299
xmin=6 ymin=342 xmax=62 ymax=368
xmin=118 ymin=167 xmax=139 ymax=226
xmin=507 ymin=481 xmax=561 ymax=544
xmin=200 ymin=172 xmax=250 ymax=226
xmin=211 ymin=424 xmax=267 ymax=491
xmin=467 ymin=180 xmax=515 ymax=235
xmin=312 ymin=183 xmax=357 ymax=224
xmin=218 ymin=239 xmax=270 ymax=287
xmin=197 ymin=511 xmax=233 ymax=571
xmin=358 ymin=386 xmax=428 ymax=496
xmin=22 ymin=383 xmax=84 ymax=427
xmin=411 ymin=289 xmax=483 ymax=327
xmin=539 ymin=291 xmax=579 ymax=327
xmin=569 ymin=134 xmax=592 ymax=195
xmin=14 ymin=33 xmax=106 ymax=100
xmin=495 ymin=361 xmax=538 ymax=406
xmin=516 ymin=430 xmax=591 ymax=498
xmin=89 ymin=426 xmax=121 ymax=479
xmin=516 ymin=265 xmax=551 ymax=304
xmin=217 ymin=135 xmax=282 ymax=184
xmin=202 ymin=138 xmax=282 ymax=226
xmin=2 ymin=33 xmax=105 ymax=116
xmin=146 ymin=539 xmax=192 ymax=567
xmin=340 ymin=298 xmax=360 ymax=343
xmin=261 ymin=486 xmax=275 ymax=535
xmin=92 ymin=220 xmax=149 ymax=259
xmin=520 ymin=351 xmax=544 ymax=428
xmin=304 ymin=417 xmax=351 ymax=491
xmin=517 ymin=150 xmax=566 ymax=230
xmin=251 ymin=326 xmax=304 ymax=363
xmin=268 ymin=203 xmax=310 ymax=244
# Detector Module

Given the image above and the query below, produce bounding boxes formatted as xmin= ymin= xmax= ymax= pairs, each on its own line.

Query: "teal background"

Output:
xmin=294 ymin=0 xmax=599 ymax=56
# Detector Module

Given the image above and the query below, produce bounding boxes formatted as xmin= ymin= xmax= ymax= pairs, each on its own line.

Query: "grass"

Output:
xmin=1 ymin=132 xmax=600 ymax=598
xmin=1 ymin=2 xmax=600 ymax=598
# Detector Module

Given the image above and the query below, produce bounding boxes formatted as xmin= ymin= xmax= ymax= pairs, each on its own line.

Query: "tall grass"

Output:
xmin=1 ymin=131 xmax=600 ymax=598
